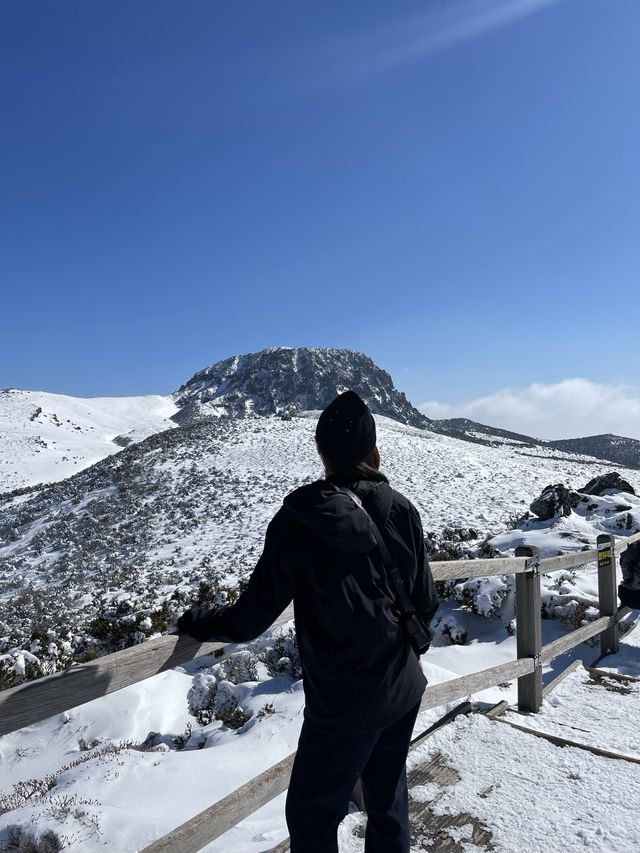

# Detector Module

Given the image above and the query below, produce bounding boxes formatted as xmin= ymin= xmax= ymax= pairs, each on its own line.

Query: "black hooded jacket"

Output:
xmin=178 ymin=477 xmax=439 ymax=733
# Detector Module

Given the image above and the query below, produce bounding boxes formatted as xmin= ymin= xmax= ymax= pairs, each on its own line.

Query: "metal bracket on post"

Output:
xmin=525 ymin=556 xmax=540 ymax=576
xmin=515 ymin=545 xmax=543 ymax=713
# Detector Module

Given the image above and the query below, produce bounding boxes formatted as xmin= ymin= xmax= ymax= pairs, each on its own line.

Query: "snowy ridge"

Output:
xmin=3 ymin=349 xmax=638 ymax=500
xmin=0 ymin=390 xmax=178 ymax=491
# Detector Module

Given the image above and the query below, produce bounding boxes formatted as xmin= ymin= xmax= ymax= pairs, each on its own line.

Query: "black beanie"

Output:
xmin=315 ymin=391 xmax=377 ymax=466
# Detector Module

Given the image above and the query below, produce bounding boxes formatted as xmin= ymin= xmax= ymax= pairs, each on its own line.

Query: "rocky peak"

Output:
xmin=173 ymin=347 xmax=429 ymax=428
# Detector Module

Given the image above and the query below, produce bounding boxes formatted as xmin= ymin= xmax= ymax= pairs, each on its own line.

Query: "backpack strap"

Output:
xmin=340 ymin=487 xmax=416 ymax=619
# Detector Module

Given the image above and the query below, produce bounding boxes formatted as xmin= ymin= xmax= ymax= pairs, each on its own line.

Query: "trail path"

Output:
xmin=336 ymin=664 xmax=640 ymax=853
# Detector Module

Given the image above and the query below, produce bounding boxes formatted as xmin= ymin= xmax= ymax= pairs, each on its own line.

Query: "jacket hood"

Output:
xmin=282 ymin=479 xmax=393 ymax=555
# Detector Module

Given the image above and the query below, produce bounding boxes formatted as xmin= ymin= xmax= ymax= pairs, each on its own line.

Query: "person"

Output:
xmin=177 ymin=390 xmax=439 ymax=853
xmin=619 ymin=541 xmax=640 ymax=609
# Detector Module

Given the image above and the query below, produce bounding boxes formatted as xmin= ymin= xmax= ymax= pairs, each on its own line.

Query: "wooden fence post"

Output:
xmin=597 ymin=533 xmax=619 ymax=656
xmin=515 ymin=545 xmax=542 ymax=713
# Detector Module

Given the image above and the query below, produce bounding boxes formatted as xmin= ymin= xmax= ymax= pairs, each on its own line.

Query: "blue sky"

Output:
xmin=2 ymin=0 xmax=640 ymax=435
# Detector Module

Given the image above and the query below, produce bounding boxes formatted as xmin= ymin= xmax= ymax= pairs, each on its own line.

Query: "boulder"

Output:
xmin=530 ymin=484 xmax=576 ymax=520
xmin=579 ymin=472 xmax=635 ymax=497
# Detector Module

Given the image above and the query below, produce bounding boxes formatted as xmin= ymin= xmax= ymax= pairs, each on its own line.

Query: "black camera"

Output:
xmin=401 ymin=612 xmax=432 ymax=656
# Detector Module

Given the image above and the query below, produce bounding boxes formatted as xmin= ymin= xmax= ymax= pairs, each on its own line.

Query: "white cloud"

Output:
xmin=419 ymin=379 xmax=640 ymax=440
xmin=329 ymin=0 xmax=567 ymax=80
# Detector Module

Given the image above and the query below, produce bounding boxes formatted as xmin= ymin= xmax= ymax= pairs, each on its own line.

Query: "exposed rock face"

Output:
xmin=580 ymin=471 xmax=636 ymax=497
xmin=173 ymin=347 xmax=430 ymax=428
xmin=530 ymin=484 xmax=577 ymax=520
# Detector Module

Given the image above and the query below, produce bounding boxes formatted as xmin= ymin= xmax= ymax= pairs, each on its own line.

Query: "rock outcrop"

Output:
xmin=173 ymin=347 xmax=430 ymax=428
xmin=530 ymin=483 xmax=577 ymax=520
xmin=579 ymin=471 xmax=636 ymax=497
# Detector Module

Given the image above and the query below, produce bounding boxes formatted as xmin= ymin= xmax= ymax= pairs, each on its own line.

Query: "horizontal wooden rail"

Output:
xmin=419 ymin=657 xmax=535 ymax=711
xmin=538 ymin=549 xmax=598 ymax=573
xmin=540 ymin=614 xmax=617 ymax=664
xmin=429 ymin=555 xmax=529 ymax=581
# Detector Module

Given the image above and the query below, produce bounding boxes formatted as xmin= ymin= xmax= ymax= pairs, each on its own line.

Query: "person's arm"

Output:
xmin=410 ymin=508 xmax=439 ymax=632
xmin=177 ymin=509 xmax=297 ymax=643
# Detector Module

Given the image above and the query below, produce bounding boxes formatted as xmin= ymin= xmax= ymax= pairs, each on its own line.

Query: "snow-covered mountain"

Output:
xmin=3 ymin=348 xmax=640 ymax=497
xmin=0 ymin=348 xmax=428 ymax=492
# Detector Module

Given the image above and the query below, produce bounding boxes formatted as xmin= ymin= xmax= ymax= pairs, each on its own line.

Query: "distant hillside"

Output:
xmin=0 ymin=389 xmax=177 ymax=491
xmin=431 ymin=418 xmax=539 ymax=448
xmin=548 ymin=434 xmax=640 ymax=471
xmin=430 ymin=418 xmax=640 ymax=470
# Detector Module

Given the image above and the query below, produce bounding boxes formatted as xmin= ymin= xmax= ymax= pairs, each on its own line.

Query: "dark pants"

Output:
xmin=285 ymin=702 xmax=420 ymax=853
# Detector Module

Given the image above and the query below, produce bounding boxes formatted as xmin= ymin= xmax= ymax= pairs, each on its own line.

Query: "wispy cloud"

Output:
xmin=419 ymin=379 xmax=640 ymax=441
xmin=327 ymin=0 xmax=567 ymax=80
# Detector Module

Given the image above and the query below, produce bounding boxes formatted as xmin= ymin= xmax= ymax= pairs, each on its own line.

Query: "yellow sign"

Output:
xmin=598 ymin=547 xmax=612 ymax=568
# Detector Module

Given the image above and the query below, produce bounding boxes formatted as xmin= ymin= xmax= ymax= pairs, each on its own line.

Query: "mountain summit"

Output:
xmin=174 ymin=347 xmax=430 ymax=428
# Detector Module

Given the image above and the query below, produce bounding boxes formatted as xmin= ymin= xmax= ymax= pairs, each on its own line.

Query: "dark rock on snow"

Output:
xmin=530 ymin=484 xmax=578 ymax=520
xmin=579 ymin=471 xmax=636 ymax=497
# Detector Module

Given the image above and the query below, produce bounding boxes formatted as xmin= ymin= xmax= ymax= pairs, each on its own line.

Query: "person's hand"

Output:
xmin=176 ymin=608 xmax=195 ymax=635
xmin=176 ymin=605 xmax=221 ymax=642
xmin=176 ymin=606 xmax=209 ymax=639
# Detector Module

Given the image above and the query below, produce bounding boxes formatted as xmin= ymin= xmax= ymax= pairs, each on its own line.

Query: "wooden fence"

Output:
xmin=2 ymin=530 xmax=639 ymax=852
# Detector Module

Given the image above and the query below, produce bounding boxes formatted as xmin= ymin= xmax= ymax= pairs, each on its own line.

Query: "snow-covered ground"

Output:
xmin=0 ymin=389 xmax=177 ymax=491
xmin=1 ymin=411 xmax=639 ymax=850
xmin=401 ymin=704 xmax=640 ymax=853
xmin=504 ymin=665 xmax=640 ymax=758
xmin=2 ymin=622 xmax=639 ymax=852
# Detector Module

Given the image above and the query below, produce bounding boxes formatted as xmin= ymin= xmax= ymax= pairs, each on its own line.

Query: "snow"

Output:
xmin=0 ymin=628 xmax=307 ymax=852
xmin=402 ymin=713 xmax=640 ymax=853
xmin=584 ymin=619 xmax=640 ymax=678
xmin=503 ymin=665 xmax=640 ymax=759
xmin=0 ymin=389 xmax=177 ymax=491
xmin=334 ymin=709 xmax=640 ymax=852
xmin=3 ymin=615 xmax=639 ymax=851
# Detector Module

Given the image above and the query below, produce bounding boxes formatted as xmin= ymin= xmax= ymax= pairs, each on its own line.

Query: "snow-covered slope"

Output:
xmin=0 ymin=389 xmax=178 ymax=491
xmin=1 ymin=411 xmax=637 ymax=682
xmin=1 ymin=406 xmax=640 ymax=850
xmin=3 ymin=348 xmax=637 ymax=498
